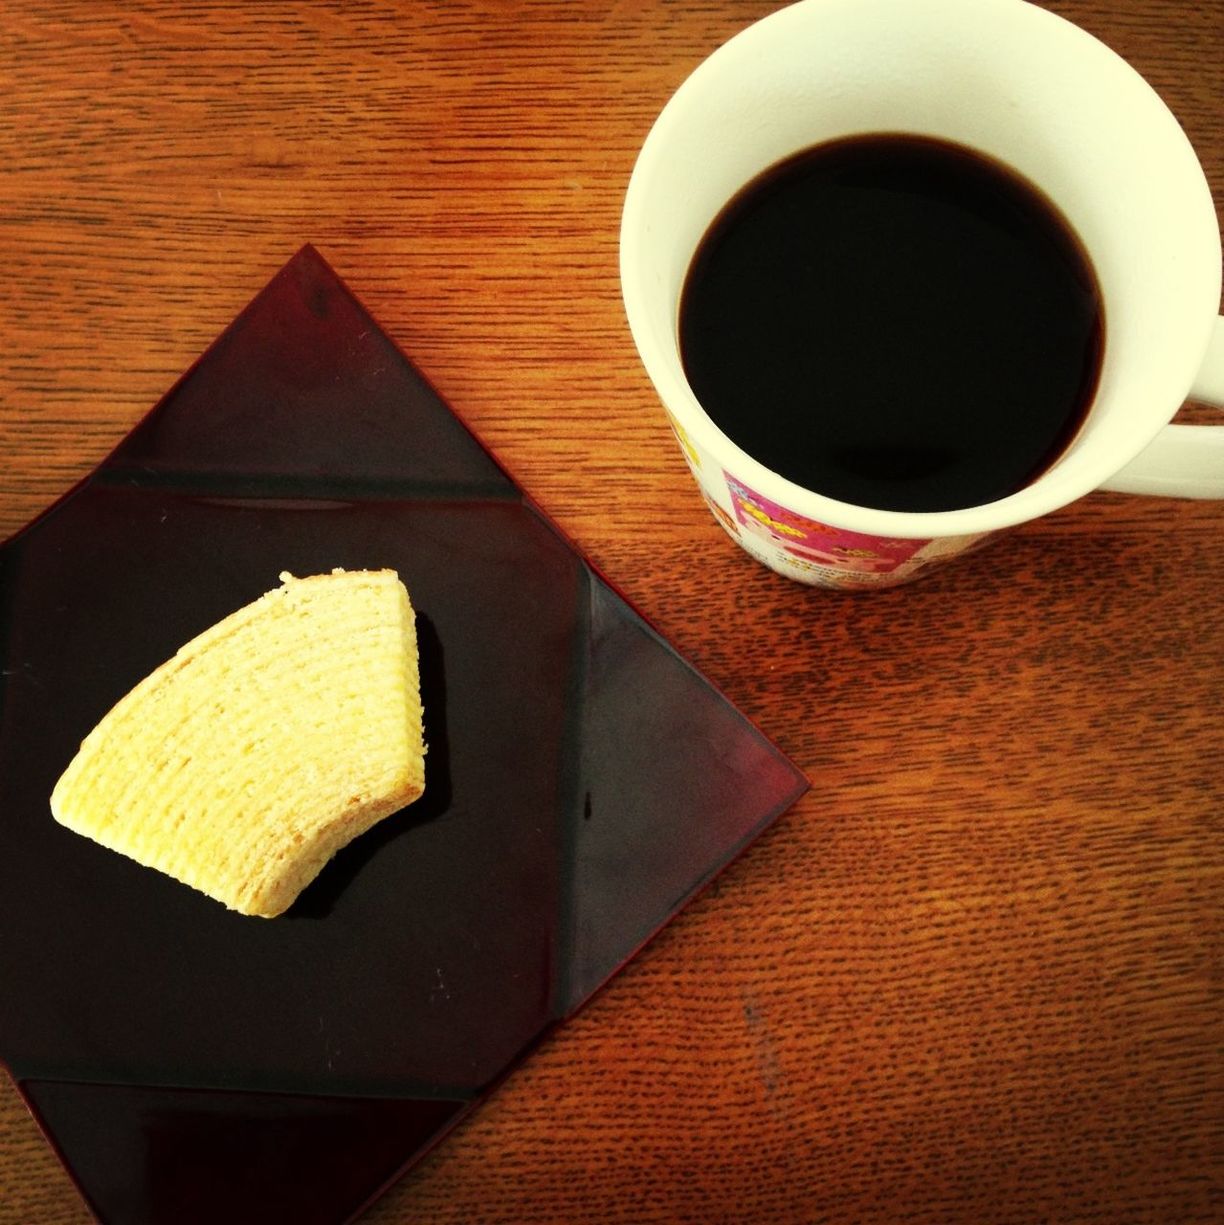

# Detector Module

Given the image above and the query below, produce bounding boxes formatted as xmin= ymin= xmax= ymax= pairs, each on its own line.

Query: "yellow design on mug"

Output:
xmin=737 ymin=500 xmax=806 ymax=538
xmin=666 ymin=413 xmax=702 ymax=470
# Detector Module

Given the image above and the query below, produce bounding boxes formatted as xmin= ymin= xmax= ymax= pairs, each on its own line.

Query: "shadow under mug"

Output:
xmin=620 ymin=0 xmax=1224 ymax=589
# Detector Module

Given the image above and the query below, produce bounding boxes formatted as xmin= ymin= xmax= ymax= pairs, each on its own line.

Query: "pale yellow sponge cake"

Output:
xmin=50 ymin=569 xmax=426 ymax=917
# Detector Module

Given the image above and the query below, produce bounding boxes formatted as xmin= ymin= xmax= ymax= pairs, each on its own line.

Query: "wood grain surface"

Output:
xmin=1 ymin=2 xmax=1221 ymax=1222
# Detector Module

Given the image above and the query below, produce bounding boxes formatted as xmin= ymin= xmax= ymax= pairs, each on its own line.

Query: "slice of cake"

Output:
xmin=50 ymin=569 xmax=426 ymax=917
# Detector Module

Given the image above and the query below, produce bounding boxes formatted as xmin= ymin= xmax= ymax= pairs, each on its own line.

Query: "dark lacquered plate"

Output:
xmin=0 ymin=246 xmax=808 ymax=1225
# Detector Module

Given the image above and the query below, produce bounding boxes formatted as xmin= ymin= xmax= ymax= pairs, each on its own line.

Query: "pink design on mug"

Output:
xmin=725 ymin=474 xmax=928 ymax=577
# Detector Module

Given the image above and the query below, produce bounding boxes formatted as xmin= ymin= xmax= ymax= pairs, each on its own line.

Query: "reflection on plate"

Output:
xmin=0 ymin=246 xmax=807 ymax=1224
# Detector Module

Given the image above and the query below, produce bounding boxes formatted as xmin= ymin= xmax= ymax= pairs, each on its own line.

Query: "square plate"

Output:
xmin=0 ymin=246 xmax=808 ymax=1224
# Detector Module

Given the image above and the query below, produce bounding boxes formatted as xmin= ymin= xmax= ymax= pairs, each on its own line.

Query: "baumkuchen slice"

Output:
xmin=50 ymin=569 xmax=426 ymax=917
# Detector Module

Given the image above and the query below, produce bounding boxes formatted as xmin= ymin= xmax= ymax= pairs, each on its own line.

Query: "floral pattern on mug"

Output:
xmin=724 ymin=474 xmax=929 ymax=575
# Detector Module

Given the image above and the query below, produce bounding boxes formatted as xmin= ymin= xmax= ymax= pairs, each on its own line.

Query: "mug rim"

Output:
xmin=620 ymin=0 xmax=1223 ymax=539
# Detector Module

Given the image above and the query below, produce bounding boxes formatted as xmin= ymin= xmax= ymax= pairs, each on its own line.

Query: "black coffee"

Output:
xmin=679 ymin=134 xmax=1104 ymax=513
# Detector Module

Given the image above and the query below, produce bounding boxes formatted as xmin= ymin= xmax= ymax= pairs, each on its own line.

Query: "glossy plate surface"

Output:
xmin=0 ymin=246 xmax=808 ymax=1224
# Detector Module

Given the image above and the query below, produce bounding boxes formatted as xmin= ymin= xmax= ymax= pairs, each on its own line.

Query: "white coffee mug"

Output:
xmin=620 ymin=0 xmax=1223 ymax=589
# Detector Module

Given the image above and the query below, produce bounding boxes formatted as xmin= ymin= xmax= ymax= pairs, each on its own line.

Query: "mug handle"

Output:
xmin=1101 ymin=315 xmax=1224 ymax=497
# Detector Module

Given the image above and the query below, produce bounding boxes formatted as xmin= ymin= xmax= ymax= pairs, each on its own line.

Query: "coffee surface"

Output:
xmin=679 ymin=134 xmax=1104 ymax=513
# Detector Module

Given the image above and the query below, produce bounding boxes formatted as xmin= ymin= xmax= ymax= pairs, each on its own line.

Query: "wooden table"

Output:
xmin=1 ymin=2 xmax=1220 ymax=1221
